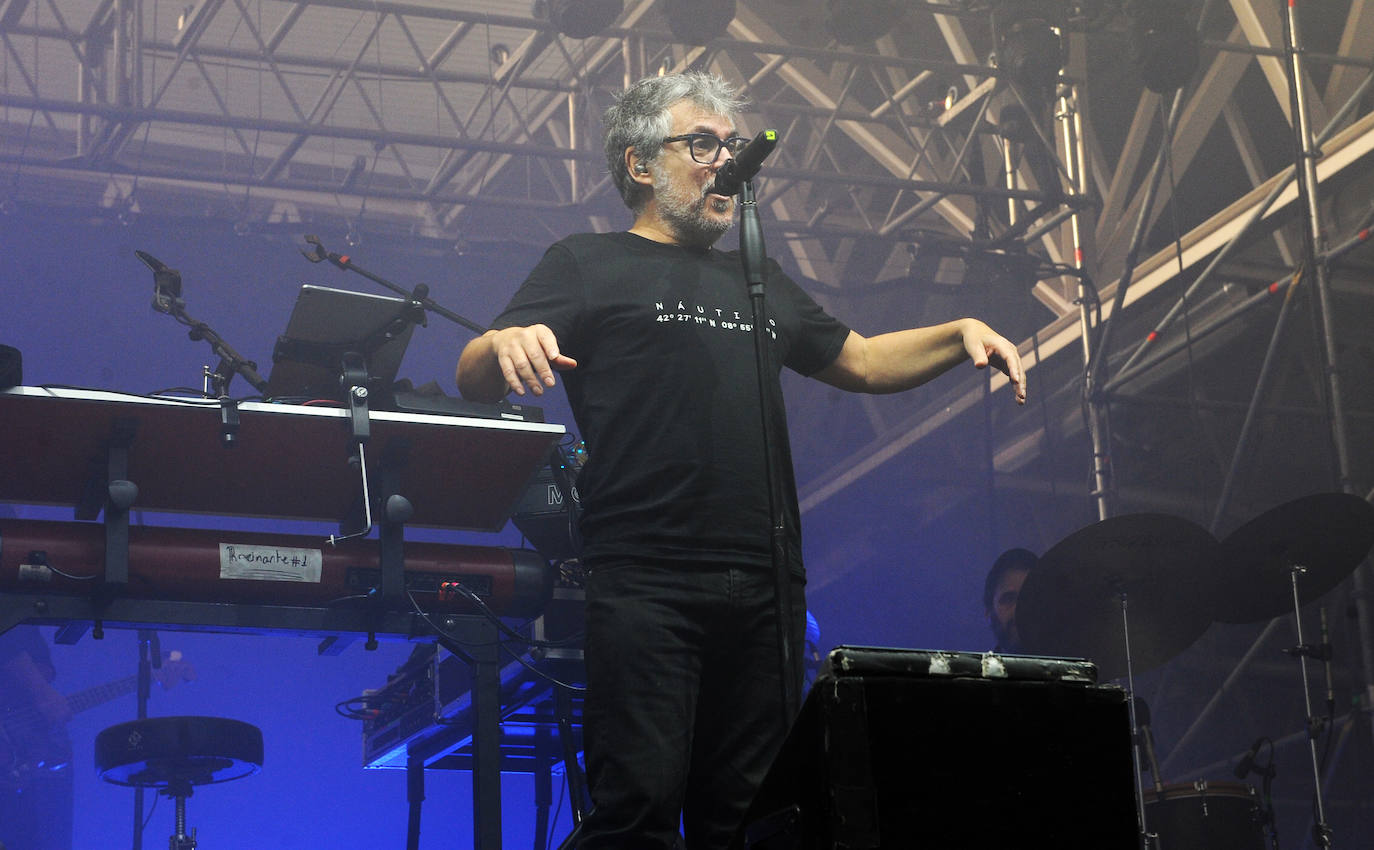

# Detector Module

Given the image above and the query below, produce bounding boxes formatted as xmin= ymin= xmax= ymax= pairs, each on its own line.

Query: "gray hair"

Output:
xmin=602 ymin=71 xmax=748 ymax=213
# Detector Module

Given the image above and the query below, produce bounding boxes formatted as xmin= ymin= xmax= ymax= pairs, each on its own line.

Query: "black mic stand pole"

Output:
xmin=131 ymin=629 xmax=160 ymax=850
xmin=182 ymin=316 xmax=269 ymax=399
xmin=156 ymin=278 xmax=268 ymax=397
xmin=1284 ymin=562 xmax=1334 ymax=848
xmin=300 ymin=235 xmax=488 ymax=336
xmin=737 ymin=179 xmax=799 ymax=721
xmin=164 ymin=306 xmax=264 ymax=447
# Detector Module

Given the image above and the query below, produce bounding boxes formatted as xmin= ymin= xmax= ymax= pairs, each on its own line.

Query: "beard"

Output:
xmin=653 ymin=170 xmax=734 ymax=248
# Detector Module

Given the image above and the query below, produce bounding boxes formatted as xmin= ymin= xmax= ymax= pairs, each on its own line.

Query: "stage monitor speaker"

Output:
xmin=735 ymin=646 xmax=1139 ymax=849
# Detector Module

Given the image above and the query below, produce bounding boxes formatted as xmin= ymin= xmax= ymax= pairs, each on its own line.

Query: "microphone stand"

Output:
xmin=190 ymin=325 xmax=269 ymax=400
xmin=1283 ymin=564 xmax=1334 ymax=848
xmin=737 ymin=179 xmax=799 ymax=721
xmin=294 ymin=236 xmax=499 ymax=561
xmin=136 ymin=251 xmax=269 ymax=400
xmin=131 ymin=630 xmax=160 ymax=850
xmin=300 ymin=235 xmax=488 ymax=336
xmin=137 ymin=250 xmax=265 ymax=447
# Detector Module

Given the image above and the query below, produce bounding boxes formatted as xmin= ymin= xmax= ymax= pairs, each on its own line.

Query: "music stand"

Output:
xmin=264 ymin=284 xmax=420 ymax=405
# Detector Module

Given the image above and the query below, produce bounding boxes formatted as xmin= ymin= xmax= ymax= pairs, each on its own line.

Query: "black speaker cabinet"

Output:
xmin=735 ymin=646 xmax=1140 ymax=849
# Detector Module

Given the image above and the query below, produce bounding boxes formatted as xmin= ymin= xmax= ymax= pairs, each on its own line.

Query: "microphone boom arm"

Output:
xmin=300 ymin=235 xmax=488 ymax=336
xmin=135 ymin=250 xmax=269 ymax=397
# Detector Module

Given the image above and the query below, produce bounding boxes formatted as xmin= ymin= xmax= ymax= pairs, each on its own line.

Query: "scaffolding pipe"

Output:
xmin=1057 ymin=81 xmax=1110 ymax=520
xmin=1088 ymin=89 xmax=1185 ymax=394
xmin=1207 ymin=268 xmax=1303 ymax=534
xmin=1114 ymin=67 xmax=1374 ymax=381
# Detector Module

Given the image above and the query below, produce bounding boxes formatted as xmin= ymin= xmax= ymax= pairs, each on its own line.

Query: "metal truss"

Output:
xmin=2 ymin=1 xmax=1369 ymax=313
xmin=0 ymin=2 xmax=1046 ymax=269
xmin=4 ymin=2 xmax=1374 ymax=841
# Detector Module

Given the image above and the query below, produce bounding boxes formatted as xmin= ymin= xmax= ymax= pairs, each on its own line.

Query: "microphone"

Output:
xmin=1133 ymin=697 xmax=1164 ymax=793
xmin=708 ymin=129 xmax=779 ymax=197
xmin=1233 ymin=736 xmax=1265 ymax=779
xmin=135 ymin=250 xmax=183 ymax=314
xmin=134 ymin=249 xmax=166 ymax=273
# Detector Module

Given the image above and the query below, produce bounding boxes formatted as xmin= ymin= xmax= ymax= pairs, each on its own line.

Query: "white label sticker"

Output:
xmin=219 ymin=543 xmax=323 ymax=583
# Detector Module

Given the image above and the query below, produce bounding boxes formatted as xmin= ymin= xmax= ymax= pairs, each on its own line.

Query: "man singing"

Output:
xmin=458 ymin=71 xmax=1026 ymax=849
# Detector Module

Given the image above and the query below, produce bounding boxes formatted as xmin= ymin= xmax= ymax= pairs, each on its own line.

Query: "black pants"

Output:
xmin=576 ymin=562 xmax=805 ymax=850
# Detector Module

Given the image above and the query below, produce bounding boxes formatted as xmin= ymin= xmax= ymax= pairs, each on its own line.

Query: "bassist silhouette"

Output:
xmin=0 ymin=627 xmax=194 ymax=850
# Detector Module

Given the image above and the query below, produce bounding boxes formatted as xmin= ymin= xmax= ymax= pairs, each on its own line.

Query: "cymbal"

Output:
xmin=1213 ymin=493 xmax=1374 ymax=624
xmin=1016 ymin=513 xmax=1221 ymax=681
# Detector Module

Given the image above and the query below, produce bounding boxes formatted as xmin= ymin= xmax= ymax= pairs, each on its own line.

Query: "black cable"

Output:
xmin=1072 ymin=265 xmax=1105 ymax=458
xmin=1156 ymin=95 xmax=1219 ymax=507
xmin=334 ymin=675 xmax=435 ymax=721
xmin=550 ymin=435 xmax=586 ymax=560
xmin=402 ymin=590 xmax=503 ymax=650
xmin=38 ymin=556 xmax=99 ymax=581
xmin=140 ymin=791 xmax=159 ymax=831
xmin=348 ymin=586 xmax=592 ymax=699
xmin=1158 ymin=97 xmax=1199 ymax=394
xmin=146 ymin=387 xmax=212 ymax=397
xmin=335 ymin=696 xmax=383 ymax=721
xmin=498 ymin=642 xmax=587 ymax=694
xmin=546 ymin=778 xmax=569 ymax=850
xmin=410 ymin=584 xmax=583 ymax=649
xmin=35 ymin=384 xmax=261 ymax=407
xmin=406 ymin=591 xmax=588 ymax=692
xmin=420 ymin=632 xmax=586 ymax=707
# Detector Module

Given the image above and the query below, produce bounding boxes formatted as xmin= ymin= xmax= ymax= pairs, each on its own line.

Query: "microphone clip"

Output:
xmin=708 ymin=129 xmax=778 ymax=197
xmin=300 ymin=234 xmax=350 ymax=270
xmin=1284 ymin=642 xmax=1333 ymax=661
xmin=135 ymin=249 xmax=184 ymax=314
xmin=1233 ymin=737 xmax=1277 ymax=781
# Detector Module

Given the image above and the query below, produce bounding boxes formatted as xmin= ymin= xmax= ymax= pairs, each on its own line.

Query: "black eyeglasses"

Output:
xmin=662 ymin=133 xmax=749 ymax=164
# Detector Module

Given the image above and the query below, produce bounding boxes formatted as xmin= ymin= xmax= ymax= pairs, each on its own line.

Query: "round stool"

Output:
xmin=96 ymin=716 xmax=263 ymax=849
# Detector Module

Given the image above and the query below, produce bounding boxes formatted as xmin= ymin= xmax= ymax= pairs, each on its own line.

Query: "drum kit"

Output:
xmin=1014 ymin=492 xmax=1374 ymax=850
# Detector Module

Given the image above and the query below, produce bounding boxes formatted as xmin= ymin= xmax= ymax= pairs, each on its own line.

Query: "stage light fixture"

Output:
xmin=1125 ymin=1 xmax=1199 ymax=94
xmin=998 ymin=16 xmax=1063 ymax=106
xmin=997 ymin=104 xmax=1063 ymax=202
xmin=541 ymin=0 xmax=624 ymax=39
xmin=824 ymin=0 xmax=904 ymax=46
xmin=663 ymin=0 xmax=736 ymax=45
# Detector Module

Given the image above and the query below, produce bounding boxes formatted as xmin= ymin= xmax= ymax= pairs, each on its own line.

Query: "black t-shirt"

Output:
xmin=492 ymin=231 xmax=849 ymax=571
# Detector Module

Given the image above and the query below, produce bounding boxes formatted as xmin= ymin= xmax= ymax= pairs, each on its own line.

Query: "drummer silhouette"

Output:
xmin=983 ymin=547 xmax=1037 ymax=653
